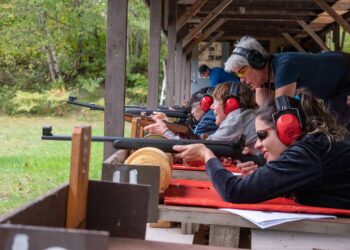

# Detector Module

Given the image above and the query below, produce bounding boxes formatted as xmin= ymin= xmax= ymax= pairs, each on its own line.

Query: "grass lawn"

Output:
xmin=0 ymin=113 xmax=130 ymax=216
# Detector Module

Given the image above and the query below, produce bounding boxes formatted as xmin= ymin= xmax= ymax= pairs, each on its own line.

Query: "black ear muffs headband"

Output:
xmin=232 ymin=47 xmax=266 ymax=69
xmin=223 ymin=82 xmax=240 ymax=115
xmin=272 ymin=96 xmax=303 ymax=146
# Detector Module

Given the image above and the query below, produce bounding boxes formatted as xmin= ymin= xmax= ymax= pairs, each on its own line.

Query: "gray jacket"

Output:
xmin=207 ymin=108 xmax=257 ymax=150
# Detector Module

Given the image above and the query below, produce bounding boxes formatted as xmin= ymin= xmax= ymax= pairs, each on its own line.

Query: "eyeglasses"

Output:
xmin=235 ymin=66 xmax=249 ymax=78
xmin=256 ymin=127 xmax=273 ymax=142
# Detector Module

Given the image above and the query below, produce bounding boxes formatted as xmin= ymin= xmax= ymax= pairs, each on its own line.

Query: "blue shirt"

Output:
xmin=193 ymin=110 xmax=218 ymax=135
xmin=210 ymin=67 xmax=240 ymax=87
xmin=272 ymin=52 xmax=343 ymax=100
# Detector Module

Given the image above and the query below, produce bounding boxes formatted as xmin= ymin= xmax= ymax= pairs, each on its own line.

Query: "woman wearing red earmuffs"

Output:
xmin=206 ymin=82 xmax=257 ymax=150
xmin=173 ymin=88 xmax=350 ymax=209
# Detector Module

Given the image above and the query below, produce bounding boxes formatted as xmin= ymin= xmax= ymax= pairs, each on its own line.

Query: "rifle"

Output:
xmin=42 ymin=126 xmax=266 ymax=166
xmin=67 ymin=96 xmax=190 ymax=119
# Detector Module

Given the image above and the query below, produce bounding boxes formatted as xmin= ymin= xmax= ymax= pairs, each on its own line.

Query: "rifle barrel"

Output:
xmin=42 ymin=126 xmax=265 ymax=166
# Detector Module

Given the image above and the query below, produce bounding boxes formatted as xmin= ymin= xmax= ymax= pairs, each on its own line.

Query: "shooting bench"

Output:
xmin=1 ymin=126 xmax=239 ymax=250
xmin=104 ymin=148 xmax=350 ymax=249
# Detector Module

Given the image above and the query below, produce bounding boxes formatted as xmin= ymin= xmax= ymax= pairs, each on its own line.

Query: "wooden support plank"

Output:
xmin=297 ymin=20 xmax=330 ymax=51
xmin=104 ymin=0 xmax=128 ymax=159
xmin=184 ymin=18 xmax=227 ymax=55
xmin=182 ymin=0 xmax=233 ymax=48
xmin=176 ymin=0 xmax=209 ymax=32
xmin=314 ymin=0 xmax=350 ymax=35
xmin=166 ymin=0 xmax=176 ymax=107
xmin=282 ymin=32 xmax=306 ymax=52
xmin=147 ymin=0 xmax=163 ymax=109
xmin=175 ymin=41 xmax=183 ymax=105
xmin=66 ymin=126 xmax=91 ymax=229
xmin=192 ymin=31 xmax=225 ymax=58
xmin=209 ymin=225 xmax=240 ymax=248
xmin=180 ymin=54 xmax=187 ymax=105
xmin=333 ymin=25 xmax=340 ymax=51
xmin=184 ymin=59 xmax=191 ymax=101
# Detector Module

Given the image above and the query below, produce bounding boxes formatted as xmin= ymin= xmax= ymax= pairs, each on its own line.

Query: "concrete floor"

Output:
xmin=145 ymin=224 xmax=194 ymax=244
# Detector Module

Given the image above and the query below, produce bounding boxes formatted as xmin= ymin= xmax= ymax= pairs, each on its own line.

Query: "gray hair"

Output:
xmin=224 ymin=36 xmax=270 ymax=72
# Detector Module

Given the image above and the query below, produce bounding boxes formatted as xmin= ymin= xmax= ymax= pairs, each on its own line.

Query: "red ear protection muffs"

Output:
xmin=199 ymin=87 xmax=214 ymax=112
xmin=232 ymin=47 xmax=266 ymax=69
xmin=223 ymin=83 xmax=240 ymax=115
xmin=272 ymin=96 xmax=303 ymax=146
xmin=199 ymin=94 xmax=213 ymax=112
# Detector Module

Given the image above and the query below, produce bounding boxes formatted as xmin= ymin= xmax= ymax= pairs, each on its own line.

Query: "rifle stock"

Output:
xmin=42 ymin=126 xmax=265 ymax=166
xmin=124 ymin=114 xmax=198 ymax=139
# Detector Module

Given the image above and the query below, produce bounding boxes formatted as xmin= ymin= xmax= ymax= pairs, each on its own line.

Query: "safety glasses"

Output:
xmin=235 ymin=66 xmax=249 ymax=78
xmin=256 ymin=127 xmax=273 ymax=142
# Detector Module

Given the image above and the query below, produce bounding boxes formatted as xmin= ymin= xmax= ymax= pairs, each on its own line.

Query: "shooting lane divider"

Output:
xmin=66 ymin=126 xmax=91 ymax=229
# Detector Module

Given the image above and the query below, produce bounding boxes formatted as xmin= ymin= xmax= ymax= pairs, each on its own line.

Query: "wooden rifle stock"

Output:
xmin=124 ymin=114 xmax=198 ymax=139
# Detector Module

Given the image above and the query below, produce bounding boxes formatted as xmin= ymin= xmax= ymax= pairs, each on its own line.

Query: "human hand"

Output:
xmin=236 ymin=147 xmax=258 ymax=176
xmin=152 ymin=111 xmax=168 ymax=121
xmin=173 ymin=144 xmax=216 ymax=163
xmin=144 ymin=119 xmax=168 ymax=135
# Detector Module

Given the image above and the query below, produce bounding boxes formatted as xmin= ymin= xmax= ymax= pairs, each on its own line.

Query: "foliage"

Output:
xmin=0 ymin=0 xmax=167 ymax=108
xmin=11 ymin=88 xmax=69 ymax=115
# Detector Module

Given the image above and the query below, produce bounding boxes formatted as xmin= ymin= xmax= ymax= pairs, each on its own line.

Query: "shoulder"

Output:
xmin=288 ymin=133 xmax=332 ymax=156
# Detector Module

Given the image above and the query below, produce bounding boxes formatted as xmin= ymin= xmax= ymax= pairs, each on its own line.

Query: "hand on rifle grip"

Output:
xmin=236 ymin=147 xmax=259 ymax=176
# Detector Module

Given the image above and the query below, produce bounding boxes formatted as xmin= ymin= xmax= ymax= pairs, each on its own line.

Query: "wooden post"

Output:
xmin=66 ymin=126 xmax=91 ymax=229
xmin=147 ymin=0 xmax=163 ymax=109
xmin=166 ymin=0 xmax=176 ymax=107
xmin=104 ymin=0 xmax=128 ymax=159
xmin=175 ymin=41 xmax=183 ymax=105
xmin=297 ymin=20 xmax=329 ymax=51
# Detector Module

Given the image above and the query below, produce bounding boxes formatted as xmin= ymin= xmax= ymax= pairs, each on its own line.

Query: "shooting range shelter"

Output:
xmin=104 ymin=0 xmax=350 ymax=158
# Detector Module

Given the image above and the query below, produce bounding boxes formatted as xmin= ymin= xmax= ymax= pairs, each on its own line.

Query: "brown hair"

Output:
xmin=256 ymin=88 xmax=347 ymax=140
xmin=212 ymin=82 xmax=257 ymax=109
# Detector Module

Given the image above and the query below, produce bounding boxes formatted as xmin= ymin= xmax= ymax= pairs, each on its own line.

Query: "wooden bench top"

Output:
xmin=108 ymin=237 xmax=241 ymax=250
xmin=158 ymin=204 xmax=350 ymax=236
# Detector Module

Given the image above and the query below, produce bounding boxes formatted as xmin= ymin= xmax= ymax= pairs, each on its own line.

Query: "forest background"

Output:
xmin=0 ymin=0 xmax=167 ymax=116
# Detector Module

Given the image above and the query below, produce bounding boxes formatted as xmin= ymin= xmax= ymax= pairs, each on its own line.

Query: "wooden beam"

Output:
xmin=184 ymin=18 xmax=227 ymax=55
xmin=282 ymin=32 xmax=306 ymax=52
xmin=104 ymin=0 xmax=127 ymax=159
xmin=313 ymin=0 xmax=350 ymax=35
xmin=297 ymin=20 xmax=329 ymax=51
xmin=333 ymin=25 xmax=340 ymax=51
xmin=166 ymin=0 xmax=176 ymax=106
xmin=147 ymin=0 xmax=163 ymax=109
xmin=182 ymin=0 xmax=232 ymax=47
xmin=66 ymin=126 xmax=91 ymax=229
xmin=176 ymin=0 xmax=209 ymax=32
xmin=192 ymin=31 xmax=225 ymax=58
xmin=175 ymin=41 xmax=183 ymax=105
xmin=163 ymin=0 xmax=169 ymax=31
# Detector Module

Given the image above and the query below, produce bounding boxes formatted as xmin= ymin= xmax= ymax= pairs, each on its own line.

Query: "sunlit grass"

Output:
xmin=0 ymin=113 xmax=130 ymax=215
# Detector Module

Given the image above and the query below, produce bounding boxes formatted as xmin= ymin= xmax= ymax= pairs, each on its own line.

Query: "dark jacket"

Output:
xmin=206 ymin=133 xmax=350 ymax=209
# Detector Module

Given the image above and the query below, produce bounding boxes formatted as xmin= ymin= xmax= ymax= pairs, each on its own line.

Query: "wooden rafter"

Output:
xmin=184 ymin=18 xmax=227 ymax=55
xmin=282 ymin=32 xmax=305 ymax=52
xmin=176 ymin=0 xmax=209 ymax=32
xmin=313 ymin=0 xmax=350 ymax=35
xmin=182 ymin=0 xmax=232 ymax=48
xmin=297 ymin=20 xmax=329 ymax=51
xmin=192 ymin=31 xmax=225 ymax=58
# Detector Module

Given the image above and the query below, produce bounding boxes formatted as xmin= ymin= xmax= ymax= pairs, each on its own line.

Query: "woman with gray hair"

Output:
xmin=224 ymin=36 xmax=350 ymax=129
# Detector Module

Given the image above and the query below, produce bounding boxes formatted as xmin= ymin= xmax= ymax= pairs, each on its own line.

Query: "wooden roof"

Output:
xmin=146 ymin=0 xmax=350 ymax=51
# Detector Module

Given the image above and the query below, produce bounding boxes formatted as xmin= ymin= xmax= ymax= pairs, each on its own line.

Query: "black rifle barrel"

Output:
xmin=42 ymin=126 xmax=265 ymax=166
xmin=67 ymin=96 xmax=189 ymax=118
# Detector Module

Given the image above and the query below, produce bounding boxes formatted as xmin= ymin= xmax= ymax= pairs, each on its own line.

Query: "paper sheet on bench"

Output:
xmin=220 ymin=208 xmax=336 ymax=229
